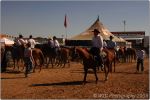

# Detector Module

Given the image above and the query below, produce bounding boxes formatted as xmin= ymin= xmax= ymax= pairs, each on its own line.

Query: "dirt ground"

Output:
xmin=1 ymin=57 xmax=149 ymax=99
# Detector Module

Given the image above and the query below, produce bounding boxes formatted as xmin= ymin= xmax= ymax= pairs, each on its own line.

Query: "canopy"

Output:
xmin=0 ymin=37 xmax=14 ymax=45
xmin=70 ymin=17 xmax=126 ymax=42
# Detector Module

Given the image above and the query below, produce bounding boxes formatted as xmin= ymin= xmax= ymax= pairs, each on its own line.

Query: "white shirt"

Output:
xmin=17 ymin=38 xmax=26 ymax=46
xmin=28 ymin=38 xmax=36 ymax=49
xmin=53 ymin=40 xmax=60 ymax=47
xmin=48 ymin=40 xmax=55 ymax=48
xmin=92 ymin=35 xmax=103 ymax=49
xmin=103 ymin=41 xmax=107 ymax=48
xmin=136 ymin=50 xmax=145 ymax=59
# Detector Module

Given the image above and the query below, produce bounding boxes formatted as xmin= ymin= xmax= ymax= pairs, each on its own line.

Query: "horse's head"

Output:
xmin=70 ymin=46 xmax=80 ymax=61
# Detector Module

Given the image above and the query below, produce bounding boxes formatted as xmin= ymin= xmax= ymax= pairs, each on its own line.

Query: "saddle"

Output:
xmin=100 ymin=51 xmax=107 ymax=58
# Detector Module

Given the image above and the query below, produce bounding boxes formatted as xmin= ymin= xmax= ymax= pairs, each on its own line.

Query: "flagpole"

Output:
xmin=64 ymin=14 xmax=68 ymax=39
xmin=65 ymin=27 xmax=67 ymax=39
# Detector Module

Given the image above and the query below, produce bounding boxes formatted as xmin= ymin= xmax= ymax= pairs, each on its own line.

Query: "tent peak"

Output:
xmin=97 ymin=15 xmax=99 ymax=21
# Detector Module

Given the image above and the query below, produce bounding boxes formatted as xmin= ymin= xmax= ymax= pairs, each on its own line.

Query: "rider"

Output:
xmin=48 ymin=37 xmax=54 ymax=48
xmin=107 ymin=36 xmax=116 ymax=49
xmin=53 ymin=36 xmax=60 ymax=56
xmin=90 ymin=29 xmax=104 ymax=68
xmin=28 ymin=35 xmax=36 ymax=49
xmin=16 ymin=34 xmax=26 ymax=46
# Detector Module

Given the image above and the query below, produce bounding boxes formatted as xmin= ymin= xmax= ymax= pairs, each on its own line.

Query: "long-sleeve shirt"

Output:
xmin=53 ymin=40 xmax=60 ymax=48
xmin=107 ymin=40 xmax=116 ymax=49
xmin=136 ymin=50 xmax=145 ymax=59
xmin=92 ymin=35 xmax=103 ymax=49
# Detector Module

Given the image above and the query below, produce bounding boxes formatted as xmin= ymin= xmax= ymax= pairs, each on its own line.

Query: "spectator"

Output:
xmin=136 ymin=47 xmax=145 ymax=73
xmin=24 ymin=42 xmax=34 ymax=77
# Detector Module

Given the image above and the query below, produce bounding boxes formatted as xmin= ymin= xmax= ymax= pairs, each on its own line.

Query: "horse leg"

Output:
xmin=46 ymin=57 xmax=50 ymax=68
xmin=16 ymin=59 xmax=20 ymax=71
xmin=110 ymin=62 xmax=112 ymax=72
xmin=93 ymin=67 xmax=98 ymax=84
xmin=114 ymin=60 xmax=116 ymax=72
xmin=19 ymin=58 xmax=24 ymax=71
xmin=83 ymin=68 xmax=88 ymax=85
xmin=104 ymin=63 xmax=109 ymax=81
xmin=67 ymin=59 xmax=70 ymax=68
xmin=33 ymin=61 xmax=37 ymax=73
xmin=13 ymin=59 xmax=16 ymax=70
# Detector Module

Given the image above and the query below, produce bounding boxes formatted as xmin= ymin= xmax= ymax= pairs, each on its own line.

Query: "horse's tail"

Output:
xmin=39 ymin=50 xmax=45 ymax=65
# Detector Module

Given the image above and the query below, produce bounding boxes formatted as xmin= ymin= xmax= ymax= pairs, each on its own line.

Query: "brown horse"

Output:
xmin=102 ymin=48 xmax=116 ymax=73
xmin=32 ymin=48 xmax=45 ymax=72
xmin=72 ymin=47 xmax=98 ymax=84
xmin=56 ymin=47 xmax=71 ymax=68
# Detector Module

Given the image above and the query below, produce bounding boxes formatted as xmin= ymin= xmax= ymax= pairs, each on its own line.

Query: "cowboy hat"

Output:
xmin=92 ymin=29 xmax=100 ymax=33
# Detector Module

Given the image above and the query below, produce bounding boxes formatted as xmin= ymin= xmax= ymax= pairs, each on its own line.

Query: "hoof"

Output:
xmin=105 ymin=77 xmax=108 ymax=81
xmin=82 ymin=81 xmax=87 ymax=85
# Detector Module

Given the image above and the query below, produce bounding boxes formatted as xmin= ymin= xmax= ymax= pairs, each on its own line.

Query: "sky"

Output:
xmin=1 ymin=0 xmax=149 ymax=38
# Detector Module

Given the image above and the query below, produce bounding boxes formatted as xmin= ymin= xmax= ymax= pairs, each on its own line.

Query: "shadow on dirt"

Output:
xmin=1 ymin=76 xmax=25 ymax=80
xmin=30 ymin=81 xmax=84 ymax=86
xmin=30 ymin=80 xmax=106 ymax=87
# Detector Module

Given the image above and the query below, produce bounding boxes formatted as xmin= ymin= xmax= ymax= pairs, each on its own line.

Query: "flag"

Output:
xmin=64 ymin=14 xmax=67 ymax=28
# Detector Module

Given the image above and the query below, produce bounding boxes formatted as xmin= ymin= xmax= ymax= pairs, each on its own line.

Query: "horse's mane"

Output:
xmin=76 ymin=47 xmax=92 ymax=60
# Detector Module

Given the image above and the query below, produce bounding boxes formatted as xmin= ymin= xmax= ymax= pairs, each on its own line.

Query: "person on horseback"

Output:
xmin=53 ymin=36 xmax=60 ymax=56
xmin=16 ymin=34 xmax=26 ymax=46
xmin=24 ymin=42 xmax=34 ymax=77
xmin=106 ymin=36 xmax=116 ymax=49
xmin=28 ymin=35 xmax=36 ymax=49
xmin=48 ymin=37 xmax=54 ymax=48
xmin=90 ymin=29 xmax=104 ymax=68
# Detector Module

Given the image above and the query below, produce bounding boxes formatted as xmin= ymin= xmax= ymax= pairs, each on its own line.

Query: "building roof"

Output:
xmin=111 ymin=31 xmax=145 ymax=35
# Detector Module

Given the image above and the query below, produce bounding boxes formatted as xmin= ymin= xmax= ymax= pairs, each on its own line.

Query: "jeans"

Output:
xmin=137 ymin=58 xmax=144 ymax=72
xmin=90 ymin=47 xmax=104 ymax=67
xmin=24 ymin=57 xmax=33 ymax=72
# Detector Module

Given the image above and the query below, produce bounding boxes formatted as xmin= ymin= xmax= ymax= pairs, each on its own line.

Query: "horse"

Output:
xmin=56 ymin=47 xmax=71 ymax=68
xmin=72 ymin=47 xmax=98 ymax=84
xmin=116 ymin=46 xmax=126 ymax=63
xmin=40 ymin=43 xmax=58 ymax=68
xmin=125 ymin=48 xmax=136 ymax=62
xmin=32 ymin=48 xmax=45 ymax=72
xmin=3 ymin=44 xmax=25 ymax=70
xmin=102 ymin=48 xmax=116 ymax=73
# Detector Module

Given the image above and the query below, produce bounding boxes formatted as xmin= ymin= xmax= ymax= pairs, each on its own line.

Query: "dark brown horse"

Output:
xmin=35 ymin=43 xmax=57 ymax=68
xmin=116 ymin=46 xmax=126 ymax=63
xmin=125 ymin=48 xmax=136 ymax=62
xmin=72 ymin=47 xmax=98 ymax=84
xmin=4 ymin=45 xmax=25 ymax=70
